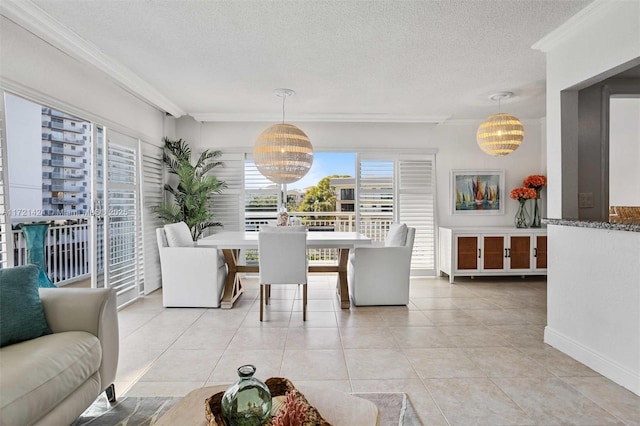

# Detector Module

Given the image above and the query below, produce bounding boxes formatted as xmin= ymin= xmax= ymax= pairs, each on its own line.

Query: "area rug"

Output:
xmin=72 ymin=392 xmax=421 ymax=425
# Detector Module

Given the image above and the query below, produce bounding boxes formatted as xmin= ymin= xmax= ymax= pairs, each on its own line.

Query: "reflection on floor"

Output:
xmin=109 ymin=275 xmax=640 ymax=425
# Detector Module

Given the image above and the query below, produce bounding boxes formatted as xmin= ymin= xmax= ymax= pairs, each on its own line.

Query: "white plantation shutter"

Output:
xmin=244 ymin=156 xmax=280 ymax=231
xmin=357 ymin=158 xmax=394 ymax=242
xmin=0 ymin=95 xmax=11 ymax=268
xmin=208 ymin=152 xmax=244 ymax=234
xmin=105 ymin=130 xmax=141 ymax=307
xmin=398 ymin=156 xmax=436 ymax=275
xmin=140 ymin=141 xmax=163 ymax=293
xmin=357 ymin=153 xmax=436 ymax=275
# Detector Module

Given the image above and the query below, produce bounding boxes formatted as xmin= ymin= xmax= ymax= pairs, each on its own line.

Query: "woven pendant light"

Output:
xmin=254 ymin=89 xmax=314 ymax=184
xmin=477 ymin=92 xmax=524 ymax=156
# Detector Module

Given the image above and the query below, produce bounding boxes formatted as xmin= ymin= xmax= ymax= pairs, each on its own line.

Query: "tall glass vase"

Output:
xmin=530 ymin=190 xmax=542 ymax=228
xmin=514 ymin=199 xmax=530 ymax=229
xmin=22 ymin=224 xmax=56 ymax=288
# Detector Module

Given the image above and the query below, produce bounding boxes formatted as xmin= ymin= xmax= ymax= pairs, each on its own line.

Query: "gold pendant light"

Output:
xmin=254 ymin=89 xmax=314 ymax=184
xmin=477 ymin=92 xmax=524 ymax=156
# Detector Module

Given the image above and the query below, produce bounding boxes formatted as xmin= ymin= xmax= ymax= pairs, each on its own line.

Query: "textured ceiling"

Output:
xmin=30 ymin=0 xmax=593 ymax=121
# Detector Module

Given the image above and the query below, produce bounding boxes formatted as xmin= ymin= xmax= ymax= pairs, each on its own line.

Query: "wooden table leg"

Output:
xmin=220 ymin=249 xmax=244 ymax=309
xmin=336 ymin=248 xmax=351 ymax=309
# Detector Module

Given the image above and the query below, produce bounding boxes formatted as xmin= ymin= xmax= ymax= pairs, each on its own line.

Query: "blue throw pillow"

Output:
xmin=0 ymin=264 xmax=53 ymax=347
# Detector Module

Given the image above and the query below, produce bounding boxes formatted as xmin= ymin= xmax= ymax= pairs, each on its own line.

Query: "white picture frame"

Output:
xmin=451 ymin=169 xmax=505 ymax=215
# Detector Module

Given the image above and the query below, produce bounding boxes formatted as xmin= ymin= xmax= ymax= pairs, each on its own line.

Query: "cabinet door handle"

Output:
xmin=478 ymin=248 xmax=481 ymax=258
xmin=507 ymin=248 xmax=511 ymax=258
xmin=505 ymin=248 xmax=508 ymax=258
xmin=534 ymin=248 xmax=538 ymax=257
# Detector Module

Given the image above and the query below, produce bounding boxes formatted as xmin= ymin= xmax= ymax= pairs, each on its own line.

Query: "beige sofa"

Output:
xmin=0 ymin=288 xmax=119 ymax=426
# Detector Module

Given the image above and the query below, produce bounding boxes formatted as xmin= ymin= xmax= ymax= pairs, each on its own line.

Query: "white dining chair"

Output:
xmin=156 ymin=222 xmax=227 ymax=308
xmin=347 ymin=223 xmax=416 ymax=306
xmin=258 ymin=230 xmax=308 ymax=321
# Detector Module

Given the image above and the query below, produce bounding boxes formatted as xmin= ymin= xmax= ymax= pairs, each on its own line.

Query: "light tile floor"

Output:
xmin=112 ymin=275 xmax=640 ymax=425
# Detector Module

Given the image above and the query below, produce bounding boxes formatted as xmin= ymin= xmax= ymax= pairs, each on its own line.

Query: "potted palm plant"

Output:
xmin=154 ymin=137 xmax=227 ymax=241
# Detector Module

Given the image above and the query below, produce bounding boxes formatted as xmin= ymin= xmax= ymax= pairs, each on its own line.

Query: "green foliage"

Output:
xmin=153 ymin=137 xmax=227 ymax=241
xmin=297 ymin=175 xmax=349 ymax=213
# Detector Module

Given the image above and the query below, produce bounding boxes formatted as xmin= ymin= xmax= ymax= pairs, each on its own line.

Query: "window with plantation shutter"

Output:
xmin=140 ymin=141 xmax=163 ymax=294
xmin=244 ymin=156 xmax=280 ymax=231
xmin=208 ymin=152 xmax=244 ymax=233
xmin=398 ymin=156 xmax=436 ymax=275
xmin=358 ymin=153 xmax=436 ymax=275
xmin=105 ymin=130 xmax=141 ymax=307
xmin=0 ymin=96 xmax=11 ymax=268
xmin=357 ymin=158 xmax=394 ymax=242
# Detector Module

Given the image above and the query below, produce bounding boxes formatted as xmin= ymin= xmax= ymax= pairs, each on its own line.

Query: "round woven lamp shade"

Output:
xmin=254 ymin=123 xmax=314 ymax=184
xmin=476 ymin=113 xmax=524 ymax=156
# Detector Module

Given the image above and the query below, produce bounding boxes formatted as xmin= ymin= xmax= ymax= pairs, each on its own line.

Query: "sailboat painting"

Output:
xmin=451 ymin=170 xmax=505 ymax=215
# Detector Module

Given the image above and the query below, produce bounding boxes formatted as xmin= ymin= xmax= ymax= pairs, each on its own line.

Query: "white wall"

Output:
xmin=610 ymin=97 xmax=640 ymax=205
xmin=4 ymin=93 xmax=42 ymax=211
xmin=179 ymin=117 xmax=546 ymax=228
xmin=0 ymin=16 xmax=164 ymax=145
xmin=544 ymin=1 xmax=640 ymax=218
xmin=542 ymin=0 xmax=640 ymax=396
xmin=545 ymin=225 xmax=640 ymax=395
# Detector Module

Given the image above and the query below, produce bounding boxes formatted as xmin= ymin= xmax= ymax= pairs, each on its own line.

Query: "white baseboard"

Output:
xmin=544 ymin=326 xmax=640 ymax=396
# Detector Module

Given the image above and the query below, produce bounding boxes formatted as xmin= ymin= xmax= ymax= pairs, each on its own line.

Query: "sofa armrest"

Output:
xmin=39 ymin=288 xmax=119 ymax=392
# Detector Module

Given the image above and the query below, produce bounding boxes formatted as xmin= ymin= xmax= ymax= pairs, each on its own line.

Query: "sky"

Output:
xmin=289 ymin=152 xmax=356 ymax=190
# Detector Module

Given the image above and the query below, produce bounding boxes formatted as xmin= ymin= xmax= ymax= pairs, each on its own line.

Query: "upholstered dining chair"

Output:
xmin=258 ymin=229 xmax=308 ymax=321
xmin=347 ymin=223 xmax=416 ymax=306
xmin=156 ymin=222 xmax=227 ymax=308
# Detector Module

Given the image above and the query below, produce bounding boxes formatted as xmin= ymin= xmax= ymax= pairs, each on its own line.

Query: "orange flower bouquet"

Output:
xmin=510 ymin=187 xmax=537 ymax=201
xmin=523 ymin=174 xmax=546 ymax=227
xmin=523 ymin=174 xmax=547 ymax=195
xmin=510 ymin=187 xmax=536 ymax=228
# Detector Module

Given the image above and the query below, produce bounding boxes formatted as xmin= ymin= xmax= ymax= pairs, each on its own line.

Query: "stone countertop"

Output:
xmin=543 ymin=218 xmax=640 ymax=233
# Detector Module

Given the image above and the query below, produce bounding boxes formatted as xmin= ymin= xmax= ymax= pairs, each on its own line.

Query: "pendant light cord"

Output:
xmin=282 ymin=95 xmax=286 ymax=124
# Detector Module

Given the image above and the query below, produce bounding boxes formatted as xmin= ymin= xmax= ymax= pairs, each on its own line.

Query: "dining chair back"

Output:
xmin=258 ymin=230 xmax=308 ymax=321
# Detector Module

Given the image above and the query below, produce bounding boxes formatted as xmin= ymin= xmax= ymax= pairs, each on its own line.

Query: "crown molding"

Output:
xmin=189 ymin=112 xmax=451 ymax=124
xmin=440 ymin=117 xmax=546 ymax=126
xmin=1 ymin=77 xmax=160 ymax=144
xmin=532 ymin=0 xmax=613 ymax=52
xmin=438 ymin=118 xmax=484 ymax=126
xmin=0 ymin=0 xmax=186 ymax=117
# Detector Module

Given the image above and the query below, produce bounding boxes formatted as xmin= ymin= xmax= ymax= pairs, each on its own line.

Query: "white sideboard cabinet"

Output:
xmin=439 ymin=227 xmax=547 ymax=283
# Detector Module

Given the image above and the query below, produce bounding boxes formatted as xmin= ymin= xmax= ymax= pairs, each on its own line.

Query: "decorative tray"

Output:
xmin=205 ymin=377 xmax=331 ymax=426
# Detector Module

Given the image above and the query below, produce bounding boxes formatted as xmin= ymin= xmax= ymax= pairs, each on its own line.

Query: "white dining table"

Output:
xmin=198 ymin=231 xmax=372 ymax=309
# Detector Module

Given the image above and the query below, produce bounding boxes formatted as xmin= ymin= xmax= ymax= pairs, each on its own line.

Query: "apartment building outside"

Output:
xmin=41 ymin=107 xmax=91 ymax=216
xmin=330 ymin=177 xmax=355 ymax=212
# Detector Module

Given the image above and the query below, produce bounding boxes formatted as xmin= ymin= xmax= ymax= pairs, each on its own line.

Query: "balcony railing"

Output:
xmin=12 ymin=221 xmax=90 ymax=286
xmin=49 ymin=184 xmax=85 ymax=193
xmin=8 ymin=211 xmax=394 ymax=284
xmin=243 ymin=211 xmax=394 ymax=264
xmin=46 ymin=197 xmax=86 ymax=204
xmin=42 ymin=132 xmax=85 ymax=145
xmin=49 ymin=172 xmax=84 ymax=180
xmin=50 ymin=146 xmax=85 ymax=157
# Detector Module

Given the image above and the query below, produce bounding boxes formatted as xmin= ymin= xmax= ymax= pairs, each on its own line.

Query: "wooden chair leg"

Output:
xmin=260 ymin=284 xmax=264 ymax=321
xmin=303 ymin=283 xmax=307 ymax=321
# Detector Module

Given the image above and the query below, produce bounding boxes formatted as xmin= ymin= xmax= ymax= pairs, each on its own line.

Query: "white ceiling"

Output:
xmin=25 ymin=0 xmax=593 ymax=122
